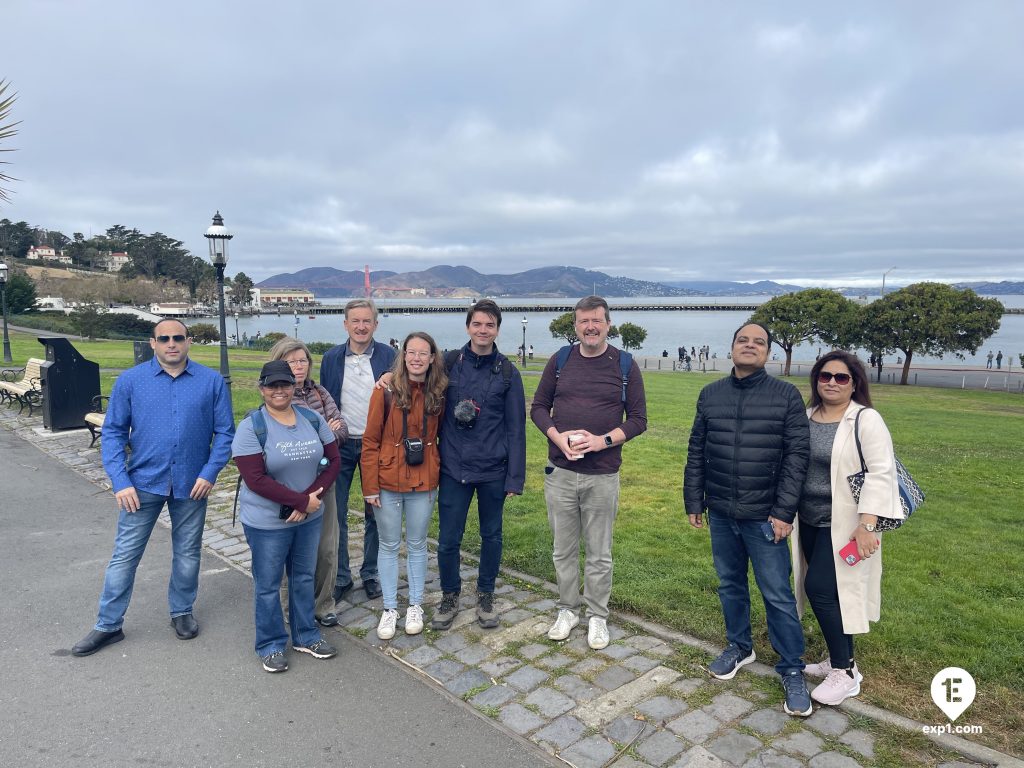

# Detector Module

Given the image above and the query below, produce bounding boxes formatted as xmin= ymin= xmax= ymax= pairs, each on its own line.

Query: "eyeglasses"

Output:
xmin=818 ymin=371 xmax=852 ymax=384
xmin=284 ymin=358 xmax=310 ymax=367
xmin=404 ymin=351 xmax=433 ymax=359
xmin=155 ymin=334 xmax=187 ymax=343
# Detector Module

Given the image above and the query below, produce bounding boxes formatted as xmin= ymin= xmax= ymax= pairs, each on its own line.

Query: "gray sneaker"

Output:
xmin=476 ymin=591 xmax=499 ymax=629
xmin=431 ymin=591 xmax=460 ymax=630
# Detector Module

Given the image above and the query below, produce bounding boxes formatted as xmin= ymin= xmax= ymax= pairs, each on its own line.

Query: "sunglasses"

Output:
xmin=818 ymin=371 xmax=852 ymax=384
xmin=155 ymin=334 xmax=187 ymax=343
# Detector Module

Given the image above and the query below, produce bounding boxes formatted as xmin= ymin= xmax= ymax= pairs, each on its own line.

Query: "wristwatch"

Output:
xmin=604 ymin=435 xmax=614 ymax=448
xmin=859 ymin=522 xmax=876 ymax=532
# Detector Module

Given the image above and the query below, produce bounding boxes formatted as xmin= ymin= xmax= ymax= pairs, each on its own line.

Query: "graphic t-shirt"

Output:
xmin=231 ymin=407 xmax=334 ymax=530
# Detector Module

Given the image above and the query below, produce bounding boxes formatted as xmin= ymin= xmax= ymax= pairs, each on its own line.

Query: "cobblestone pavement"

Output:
xmin=3 ymin=405 xmax=1018 ymax=768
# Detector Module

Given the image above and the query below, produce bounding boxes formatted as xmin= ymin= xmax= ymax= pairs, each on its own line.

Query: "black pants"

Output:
xmin=800 ymin=524 xmax=854 ymax=669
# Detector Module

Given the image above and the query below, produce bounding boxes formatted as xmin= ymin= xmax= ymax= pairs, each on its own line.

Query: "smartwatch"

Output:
xmin=604 ymin=435 xmax=614 ymax=448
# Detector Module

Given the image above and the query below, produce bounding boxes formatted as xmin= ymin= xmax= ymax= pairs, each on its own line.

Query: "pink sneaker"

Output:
xmin=804 ymin=658 xmax=833 ymax=678
xmin=811 ymin=666 xmax=863 ymax=706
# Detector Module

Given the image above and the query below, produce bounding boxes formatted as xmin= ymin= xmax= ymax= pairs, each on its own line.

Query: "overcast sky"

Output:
xmin=5 ymin=1 xmax=1024 ymax=287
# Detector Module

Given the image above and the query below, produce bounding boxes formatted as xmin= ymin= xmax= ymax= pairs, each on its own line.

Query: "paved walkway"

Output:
xmin=2 ymin=405 xmax=1018 ymax=768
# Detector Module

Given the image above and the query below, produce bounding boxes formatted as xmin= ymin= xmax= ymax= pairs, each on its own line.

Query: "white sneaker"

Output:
xmin=811 ymin=666 xmax=863 ymax=706
xmin=547 ymin=609 xmax=579 ymax=641
xmin=377 ymin=609 xmax=399 ymax=640
xmin=405 ymin=604 xmax=424 ymax=635
xmin=588 ymin=617 xmax=610 ymax=650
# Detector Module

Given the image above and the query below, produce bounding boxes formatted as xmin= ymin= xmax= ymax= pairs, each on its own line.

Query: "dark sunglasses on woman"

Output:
xmin=817 ymin=371 xmax=852 ymax=384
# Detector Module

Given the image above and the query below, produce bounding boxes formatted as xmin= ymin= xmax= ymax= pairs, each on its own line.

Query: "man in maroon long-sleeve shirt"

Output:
xmin=530 ymin=296 xmax=647 ymax=650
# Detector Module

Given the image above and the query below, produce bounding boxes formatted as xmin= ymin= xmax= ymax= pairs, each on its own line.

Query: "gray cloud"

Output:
xmin=5 ymin=1 xmax=1024 ymax=287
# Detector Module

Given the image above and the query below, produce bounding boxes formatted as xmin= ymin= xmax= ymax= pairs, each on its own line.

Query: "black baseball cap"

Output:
xmin=259 ymin=360 xmax=296 ymax=386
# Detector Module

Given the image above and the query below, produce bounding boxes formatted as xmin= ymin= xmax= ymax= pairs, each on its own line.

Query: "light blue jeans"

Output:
xmin=95 ymin=491 xmax=206 ymax=632
xmin=376 ymin=489 xmax=437 ymax=610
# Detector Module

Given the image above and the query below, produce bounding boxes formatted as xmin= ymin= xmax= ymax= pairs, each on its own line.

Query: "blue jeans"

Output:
xmin=95 ymin=491 xmax=206 ymax=632
xmin=437 ymin=474 xmax=505 ymax=594
xmin=376 ymin=488 xmax=436 ymax=610
xmin=709 ymin=513 xmax=805 ymax=675
xmin=244 ymin=518 xmax=323 ymax=656
xmin=335 ymin=438 xmax=379 ymax=587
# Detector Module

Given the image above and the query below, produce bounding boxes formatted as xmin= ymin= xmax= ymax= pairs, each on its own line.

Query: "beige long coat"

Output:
xmin=791 ymin=402 xmax=902 ymax=635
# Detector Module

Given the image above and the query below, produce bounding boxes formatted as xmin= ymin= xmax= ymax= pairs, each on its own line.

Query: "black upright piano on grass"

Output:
xmin=38 ymin=337 xmax=101 ymax=430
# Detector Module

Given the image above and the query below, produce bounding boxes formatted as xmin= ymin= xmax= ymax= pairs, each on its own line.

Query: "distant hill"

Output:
xmin=952 ymin=280 xmax=1024 ymax=295
xmin=259 ymin=267 xmax=396 ymax=297
xmin=662 ymin=280 xmax=804 ymax=295
xmin=260 ymin=264 xmax=700 ymax=298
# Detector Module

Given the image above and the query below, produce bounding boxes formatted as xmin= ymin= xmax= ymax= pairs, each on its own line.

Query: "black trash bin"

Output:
xmin=133 ymin=340 xmax=155 ymax=365
xmin=37 ymin=337 xmax=101 ymax=430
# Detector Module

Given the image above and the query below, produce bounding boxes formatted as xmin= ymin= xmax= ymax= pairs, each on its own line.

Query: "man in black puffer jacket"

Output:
xmin=684 ymin=322 xmax=813 ymax=717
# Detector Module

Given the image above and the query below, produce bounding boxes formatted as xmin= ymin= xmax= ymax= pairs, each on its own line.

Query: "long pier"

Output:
xmin=295 ymin=301 xmax=763 ymax=315
xmin=225 ymin=302 xmax=1024 ymax=318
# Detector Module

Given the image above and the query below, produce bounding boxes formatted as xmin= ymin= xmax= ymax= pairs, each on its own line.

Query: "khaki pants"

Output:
xmin=543 ymin=465 xmax=620 ymax=619
xmin=281 ymin=489 xmax=340 ymax=619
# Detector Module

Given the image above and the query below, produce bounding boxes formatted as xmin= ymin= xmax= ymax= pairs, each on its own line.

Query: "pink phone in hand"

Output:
xmin=839 ymin=540 xmax=861 ymax=566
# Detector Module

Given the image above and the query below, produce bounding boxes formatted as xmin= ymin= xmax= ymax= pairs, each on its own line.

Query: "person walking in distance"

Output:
xmin=72 ymin=320 xmax=234 ymax=656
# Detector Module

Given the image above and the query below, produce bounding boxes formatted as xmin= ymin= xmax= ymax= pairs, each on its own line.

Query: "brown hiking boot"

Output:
xmin=431 ymin=591 xmax=460 ymax=630
xmin=476 ymin=591 xmax=499 ymax=629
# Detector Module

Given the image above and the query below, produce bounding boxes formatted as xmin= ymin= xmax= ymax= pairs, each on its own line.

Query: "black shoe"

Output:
xmin=333 ymin=583 xmax=353 ymax=603
xmin=171 ymin=613 xmax=199 ymax=640
xmin=362 ymin=579 xmax=382 ymax=600
xmin=72 ymin=628 xmax=125 ymax=657
xmin=261 ymin=651 xmax=288 ymax=673
xmin=316 ymin=612 xmax=339 ymax=627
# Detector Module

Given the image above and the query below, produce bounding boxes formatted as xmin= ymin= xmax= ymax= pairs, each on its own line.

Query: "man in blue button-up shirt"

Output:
xmin=72 ymin=319 xmax=235 ymax=657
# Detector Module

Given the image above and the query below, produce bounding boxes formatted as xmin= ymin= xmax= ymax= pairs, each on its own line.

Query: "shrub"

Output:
xmin=307 ymin=341 xmax=333 ymax=355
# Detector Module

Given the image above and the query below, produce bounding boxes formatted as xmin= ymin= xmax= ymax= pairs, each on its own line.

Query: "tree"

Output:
xmin=4 ymin=271 xmax=36 ymax=313
xmin=861 ymin=282 xmax=1004 ymax=385
xmin=617 ymin=322 xmax=647 ymax=351
xmin=230 ymin=271 xmax=255 ymax=306
xmin=549 ymin=312 xmax=578 ymax=344
xmin=71 ymin=302 xmax=107 ymax=340
xmin=749 ymin=289 xmax=862 ymax=376
xmin=0 ymin=80 xmax=18 ymax=203
xmin=0 ymin=218 xmax=34 ymax=258
xmin=187 ymin=322 xmax=220 ymax=343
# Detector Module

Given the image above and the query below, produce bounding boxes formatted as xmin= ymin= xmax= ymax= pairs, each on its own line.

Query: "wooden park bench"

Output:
xmin=0 ymin=358 xmax=45 ymax=416
xmin=83 ymin=395 xmax=109 ymax=447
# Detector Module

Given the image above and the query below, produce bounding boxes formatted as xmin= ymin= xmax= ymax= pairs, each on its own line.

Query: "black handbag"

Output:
xmin=846 ymin=408 xmax=924 ymax=532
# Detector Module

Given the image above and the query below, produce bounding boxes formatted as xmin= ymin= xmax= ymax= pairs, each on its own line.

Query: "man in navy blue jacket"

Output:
xmin=320 ymin=299 xmax=396 ymax=602
xmin=431 ymin=300 xmax=526 ymax=630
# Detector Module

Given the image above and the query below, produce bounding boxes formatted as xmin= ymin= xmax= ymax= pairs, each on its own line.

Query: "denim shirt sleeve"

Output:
xmin=100 ymin=371 xmax=135 ymax=493
xmin=198 ymin=373 xmax=235 ymax=484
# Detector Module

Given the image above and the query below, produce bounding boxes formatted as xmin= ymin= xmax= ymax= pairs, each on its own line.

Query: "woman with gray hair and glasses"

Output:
xmin=269 ymin=337 xmax=349 ymax=627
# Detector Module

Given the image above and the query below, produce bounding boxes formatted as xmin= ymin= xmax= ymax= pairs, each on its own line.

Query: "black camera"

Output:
xmin=403 ymin=437 xmax=425 ymax=466
xmin=453 ymin=398 xmax=480 ymax=430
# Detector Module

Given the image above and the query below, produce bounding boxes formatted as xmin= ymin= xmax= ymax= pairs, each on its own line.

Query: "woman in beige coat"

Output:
xmin=792 ymin=351 xmax=902 ymax=706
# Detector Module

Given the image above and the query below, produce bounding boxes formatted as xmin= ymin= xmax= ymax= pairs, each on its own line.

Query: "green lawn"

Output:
xmin=5 ymin=330 xmax=1022 ymax=754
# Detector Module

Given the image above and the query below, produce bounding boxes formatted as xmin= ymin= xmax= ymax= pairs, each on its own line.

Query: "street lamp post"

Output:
xmin=233 ymin=311 xmax=240 ymax=346
xmin=0 ymin=262 xmax=12 ymax=364
xmin=204 ymin=212 xmax=234 ymax=385
xmin=881 ymin=267 xmax=896 ymax=296
xmin=293 ymin=310 xmax=300 ymax=340
xmin=521 ymin=316 xmax=528 ymax=368
xmin=877 ymin=267 xmax=896 ymax=383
